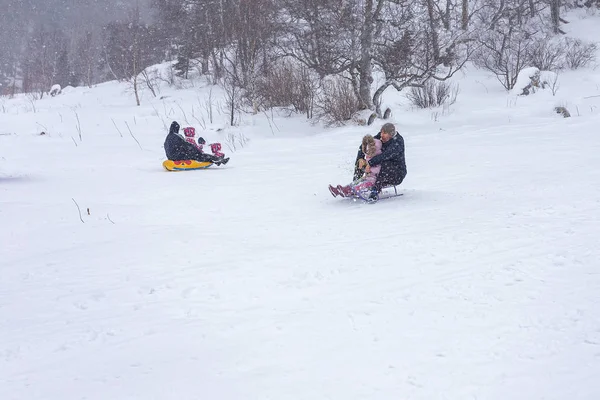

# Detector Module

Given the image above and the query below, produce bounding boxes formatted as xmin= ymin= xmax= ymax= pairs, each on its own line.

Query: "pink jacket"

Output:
xmin=365 ymin=139 xmax=382 ymax=183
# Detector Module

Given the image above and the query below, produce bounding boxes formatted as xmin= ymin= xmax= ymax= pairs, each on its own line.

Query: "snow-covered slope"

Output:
xmin=1 ymin=11 xmax=600 ymax=400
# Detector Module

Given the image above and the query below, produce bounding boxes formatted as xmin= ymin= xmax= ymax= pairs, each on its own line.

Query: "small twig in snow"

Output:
xmin=36 ymin=122 xmax=49 ymax=134
xmin=111 ymin=118 xmax=124 ymax=137
xmin=175 ymin=101 xmax=189 ymax=124
xmin=262 ymin=109 xmax=279 ymax=136
xmin=71 ymin=198 xmax=85 ymax=223
xmin=74 ymin=111 xmax=82 ymax=141
xmin=107 ymin=214 xmax=115 ymax=224
xmin=151 ymin=104 xmax=167 ymax=130
xmin=125 ymin=121 xmax=143 ymax=150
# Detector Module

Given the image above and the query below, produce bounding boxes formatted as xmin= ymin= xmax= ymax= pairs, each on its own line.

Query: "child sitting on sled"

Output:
xmin=164 ymin=121 xmax=229 ymax=165
xmin=329 ymin=134 xmax=382 ymax=197
xmin=182 ymin=127 xmax=226 ymax=158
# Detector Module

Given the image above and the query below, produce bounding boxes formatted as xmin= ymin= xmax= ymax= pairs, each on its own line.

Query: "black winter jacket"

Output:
xmin=164 ymin=121 xmax=206 ymax=161
xmin=354 ymin=132 xmax=407 ymax=186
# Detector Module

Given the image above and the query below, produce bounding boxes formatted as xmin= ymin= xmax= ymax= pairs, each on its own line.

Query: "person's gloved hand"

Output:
xmin=357 ymin=158 xmax=367 ymax=169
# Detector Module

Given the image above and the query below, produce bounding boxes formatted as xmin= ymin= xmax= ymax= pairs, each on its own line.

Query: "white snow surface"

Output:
xmin=2 ymin=12 xmax=600 ymax=400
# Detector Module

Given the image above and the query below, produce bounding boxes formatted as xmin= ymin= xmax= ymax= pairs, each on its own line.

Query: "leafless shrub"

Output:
xmin=174 ymin=78 xmax=196 ymax=90
xmin=202 ymin=89 xmax=216 ymax=124
xmin=26 ymin=93 xmax=39 ymax=113
xmin=564 ymin=38 xmax=597 ymax=69
xmin=222 ymin=76 xmax=242 ymax=126
xmin=406 ymin=81 xmax=459 ymax=109
xmin=140 ymin=68 xmax=160 ymax=97
xmin=224 ymin=131 xmax=250 ymax=152
xmin=315 ymin=77 xmax=359 ymax=127
xmin=255 ymin=61 xmax=319 ymax=119
xmin=174 ymin=101 xmax=190 ymax=125
xmin=529 ymin=39 xmax=567 ymax=71
xmin=150 ymin=104 xmax=167 ymax=131
xmin=549 ymin=72 xmax=560 ymax=96
xmin=190 ymin=104 xmax=207 ymax=129
xmin=473 ymin=26 xmax=534 ymax=90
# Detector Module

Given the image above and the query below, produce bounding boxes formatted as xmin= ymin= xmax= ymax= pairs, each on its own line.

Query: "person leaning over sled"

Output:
xmin=330 ymin=134 xmax=382 ymax=197
xmin=164 ymin=121 xmax=229 ymax=165
xmin=354 ymin=122 xmax=406 ymax=201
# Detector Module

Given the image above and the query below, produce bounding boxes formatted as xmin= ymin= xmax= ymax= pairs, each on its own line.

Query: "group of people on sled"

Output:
xmin=164 ymin=121 xmax=230 ymax=166
xmin=329 ymin=122 xmax=407 ymax=201
xmin=164 ymin=120 xmax=406 ymax=202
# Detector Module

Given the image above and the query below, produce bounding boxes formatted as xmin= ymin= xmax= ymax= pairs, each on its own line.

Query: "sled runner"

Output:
xmin=329 ymin=184 xmax=403 ymax=203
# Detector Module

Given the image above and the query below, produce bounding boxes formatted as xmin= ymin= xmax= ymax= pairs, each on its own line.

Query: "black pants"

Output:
xmin=373 ymin=163 xmax=406 ymax=191
xmin=176 ymin=145 xmax=221 ymax=163
xmin=192 ymin=152 xmax=221 ymax=163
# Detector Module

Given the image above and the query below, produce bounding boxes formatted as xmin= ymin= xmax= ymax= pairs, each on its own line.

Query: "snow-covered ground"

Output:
xmin=2 ymin=11 xmax=600 ymax=400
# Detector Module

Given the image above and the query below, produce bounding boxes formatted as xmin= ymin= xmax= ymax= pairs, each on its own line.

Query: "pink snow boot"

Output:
xmin=329 ymin=185 xmax=341 ymax=197
xmin=337 ymin=185 xmax=353 ymax=197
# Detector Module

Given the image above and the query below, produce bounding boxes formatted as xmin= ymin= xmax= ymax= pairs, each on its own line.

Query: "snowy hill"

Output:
xmin=2 ymin=10 xmax=600 ymax=400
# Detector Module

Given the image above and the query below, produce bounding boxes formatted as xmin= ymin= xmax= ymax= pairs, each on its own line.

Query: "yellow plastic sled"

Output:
xmin=162 ymin=160 xmax=213 ymax=171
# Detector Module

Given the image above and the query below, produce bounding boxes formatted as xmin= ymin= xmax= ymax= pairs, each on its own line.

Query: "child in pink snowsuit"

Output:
xmin=183 ymin=127 xmax=202 ymax=150
xmin=334 ymin=135 xmax=382 ymax=197
xmin=182 ymin=126 xmax=226 ymax=157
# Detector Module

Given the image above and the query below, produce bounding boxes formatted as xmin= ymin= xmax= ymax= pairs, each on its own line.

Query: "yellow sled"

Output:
xmin=162 ymin=160 xmax=213 ymax=171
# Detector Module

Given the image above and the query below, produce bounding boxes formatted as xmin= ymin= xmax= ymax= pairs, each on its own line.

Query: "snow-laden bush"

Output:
xmin=49 ymin=84 xmax=62 ymax=97
xmin=511 ymin=67 xmax=559 ymax=96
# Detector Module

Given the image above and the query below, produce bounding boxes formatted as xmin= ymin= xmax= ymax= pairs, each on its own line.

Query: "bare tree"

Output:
xmin=462 ymin=0 xmax=469 ymax=29
xmin=0 ymin=1 xmax=28 ymax=96
xmin=282 ymin=0 xmax=471 ymax=116
xmin=216 ymin=0 xmax=280 ymax=113
xmin=279 ymin=0 xmax=358 ymax=77
xmin=73 ymin=32 xmax=100 ymax=88
xmin=222 ymin=74 xmax=242 ymax=126
xmin=472 ymin=3 xmax=537 ymax=90
xmin=22 ymin=25 xmax=69 ymax=96
xmin=549 ymin=0 xmax=564 ymax=34
xmin=369 ymin=1 xmax=472 ymax=115
xmin=102 ymin=5 xmax=158 ymax=105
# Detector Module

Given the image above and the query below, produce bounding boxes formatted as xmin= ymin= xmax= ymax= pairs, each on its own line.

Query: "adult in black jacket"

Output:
xmin=164 ymin=121 xmax=228 ymax=164
xmin=354 ymin=122 xmax=406 ymax=197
